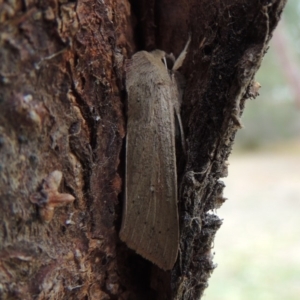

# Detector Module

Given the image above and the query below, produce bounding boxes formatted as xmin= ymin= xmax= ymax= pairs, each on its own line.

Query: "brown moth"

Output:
xmin=120 ymin=38 xmax=190 ymax=270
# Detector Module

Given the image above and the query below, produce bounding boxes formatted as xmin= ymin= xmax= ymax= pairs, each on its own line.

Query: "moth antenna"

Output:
xmin=173 ymin=34 xmax=191 ymax=71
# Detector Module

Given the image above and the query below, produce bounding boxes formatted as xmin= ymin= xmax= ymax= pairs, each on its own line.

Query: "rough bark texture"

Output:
xmin=0 ymin=0 xmax=286 ymax=299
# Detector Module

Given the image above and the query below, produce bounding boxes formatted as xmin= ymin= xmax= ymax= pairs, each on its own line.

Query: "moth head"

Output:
xmin=151 ymin=50 xmax=176 ymax=70
xmin=158 ymin=53 xmax=176 ymax=71
xmin=149 ymin=36 xmax=191 ymax=72
xmin=165 ymin=53 xmax=176 ymax=70
xmin=151 ymin=50 xmax=167 ymax=67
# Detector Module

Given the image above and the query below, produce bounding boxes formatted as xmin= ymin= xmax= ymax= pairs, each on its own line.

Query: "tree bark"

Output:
xmin=0 ymin=0 xmax=287 ymax=299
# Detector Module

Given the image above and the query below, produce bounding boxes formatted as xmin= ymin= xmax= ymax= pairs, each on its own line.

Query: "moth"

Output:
xmin=120 ymin=38 xmax=190 ymax=270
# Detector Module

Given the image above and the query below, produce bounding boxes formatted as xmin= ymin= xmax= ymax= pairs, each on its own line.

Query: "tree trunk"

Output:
xmin=0 ymin=0 xmax=286 ymax=299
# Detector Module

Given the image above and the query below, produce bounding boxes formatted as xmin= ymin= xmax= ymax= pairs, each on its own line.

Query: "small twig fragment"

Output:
xmin=30 ymin=170 xmax=75 ymax=222
xmin=249 ymin=81 xmax=261 ymax=99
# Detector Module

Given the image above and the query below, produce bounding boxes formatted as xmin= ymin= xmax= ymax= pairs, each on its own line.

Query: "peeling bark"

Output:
xmin=0 ymin=0 xmax=287 ymax=299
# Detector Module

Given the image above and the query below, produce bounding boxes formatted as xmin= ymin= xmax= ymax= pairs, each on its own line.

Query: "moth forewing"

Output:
xmin=120 ymin=50 xmax=180 ymax=270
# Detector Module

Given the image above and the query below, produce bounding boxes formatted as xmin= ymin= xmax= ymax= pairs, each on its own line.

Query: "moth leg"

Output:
xmin=175 ymin=108 xmax=186 ymax=153
xmin=162 ymin=56 xmax=168 ymax=70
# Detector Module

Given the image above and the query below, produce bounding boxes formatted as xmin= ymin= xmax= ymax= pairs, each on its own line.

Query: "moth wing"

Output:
xmin=120 ymin=52 xmax=179 ymax=270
